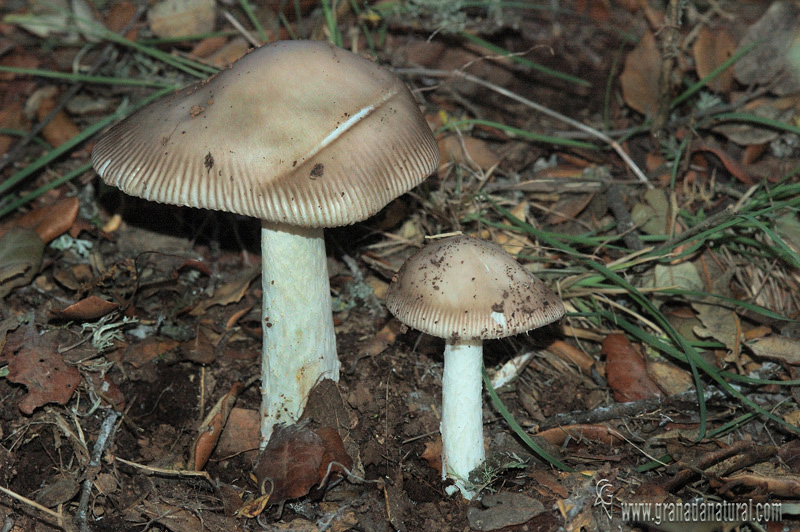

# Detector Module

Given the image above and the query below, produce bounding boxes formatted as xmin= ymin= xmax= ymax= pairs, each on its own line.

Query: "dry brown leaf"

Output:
xmin=438 ymin=135 xmax=500 ymax=171
xmin=602 ymin=333 xmax=663 ymax=402
xmin=0 ymin=197 xmax=79 ymax=244
xmin=0 ymin=99 xmax=25 ymax=155
xmin=0 ymin=323 xmax=81 ymax=414
xmin=140 ymin=499 xmax=246 ymax=532
xmin=719 ymin=464 xmax=800 ymax=498
xmin=182 ymin=325 xmax=215 ymax=364
xmin=148 ymin=0 xmax=217 ymax=39
xmin=252 ymin=424 xmax=353 ymax=508
xmin=619 ymin=30 xmax=661 ymax=116
xmin=0 ymin=227 xmax=45 ymax=300
xmin=747 ymin=335 xmax=800 ymax=365
xmin=546 ymin=193 xmax=593 ymax=225
xmin=216 ymin=407 xmax=260 ymax=460
xmin=692 ymin=26 xmax=736 ymax=94
xmin=51 ymin=295 xmax=120 ymax=321
xmin=190 ymin=265 xmax=259 ymax=316
xmin=104 ymin=1 xmax=139 ymax=40
xmin=536 ymin=424 xmax=625 ymax=447
xmin=204 ymin=37 xmax=251 ymax=68
xmin=192 ymin=382 xmax=243 ymax=471
xmin=547 ymin=338 xmax=604 ymax=378
xmin=123 ymin=337 xmax=180 ymax=367
xmin=735 ymin=1 xmax=800 ymax=95
xmin=37 ymin=97 xmax=80 ymax=147
xmin=468 ymin=492 xmax=546 ymax=532
xmin=647 ymin=360 xmax=693 ymax=396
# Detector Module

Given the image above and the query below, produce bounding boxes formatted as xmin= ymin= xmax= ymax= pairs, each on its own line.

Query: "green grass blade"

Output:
xmin=458 ymin=32 xmax=591 ymax=88
xmin=482 ymin=367 xmax=574 ymax=472
xmin=0 ymin=66 xmax=172 ymax=88
xmin=671 ymin=41 xmax=758 ymax=108
xmin=238 ymin=0 xmax=268 ymax=43
xmin=0 ymin=86 xmax=175 ymax=201
xmin=440 ymin=119 xmax=598 ymax=149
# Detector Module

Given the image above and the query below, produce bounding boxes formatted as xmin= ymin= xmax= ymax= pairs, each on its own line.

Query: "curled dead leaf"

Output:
xmin=250 ymin=424 xmax=353 ymax=511
xmin=602 ymin=333 xmax=663 ymax=402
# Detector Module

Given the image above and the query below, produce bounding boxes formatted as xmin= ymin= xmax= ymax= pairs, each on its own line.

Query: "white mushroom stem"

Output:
xmin=441 ymin=339 xmax=485 ymax=499
xmin=260 ymin=221 xmax=340 ymax=448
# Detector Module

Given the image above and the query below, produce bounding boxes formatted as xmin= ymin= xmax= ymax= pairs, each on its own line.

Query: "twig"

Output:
xmin=76 ymin=409 xmax=120 ymax=532
xmin=114 ymin=457 xmax=215 ymax=485
xmin=539 ymin=387 xmax=725 ymax=430
xmin=396 ymin=67 xmax=653 ymax=188
xmin=222 ymin=9 xmax=260 ymax=48
xmin=647 ymin=204 xmax=736 ymax=257
xmin=651 ymin=0 xmax=684 ymax=138
xmin=0 ymin=485 xmax=65 ymax=529
xmin=0 ymin=7 xmax=146 ymax=175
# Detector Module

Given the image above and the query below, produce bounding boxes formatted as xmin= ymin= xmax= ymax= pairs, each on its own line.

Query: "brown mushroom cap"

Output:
xmin=385 ymin=235 xmax=565 ymax=341
xmin=92 ymin=40 xmax=438 ymax=227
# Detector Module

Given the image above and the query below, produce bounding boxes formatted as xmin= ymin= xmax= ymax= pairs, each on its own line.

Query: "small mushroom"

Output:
xmin=92 ymin=40 xmax=439 ymax=447
xmin=385 ymin=235 xmax=564 ymax=499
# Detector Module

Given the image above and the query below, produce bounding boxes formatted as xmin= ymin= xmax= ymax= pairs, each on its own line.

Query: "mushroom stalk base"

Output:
xmin=260 ymin=222 xmax=340 ymax=448
xmin=441 ymin=339 xmax=485 ymax=500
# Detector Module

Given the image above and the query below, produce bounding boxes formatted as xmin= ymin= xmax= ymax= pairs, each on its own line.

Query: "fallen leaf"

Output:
xmin=620 ymin=30 xmax=661 ymax=116
xmin=537 ymin=424 xmax=625 ymax=447
xmin=547 ymin=338 xmax=604 ymax=377
xmin=51 ymin=295 xmax=120 ymax=321
xmin=104 ymin=1 xmax=140 ymax=40
xmin=0 ymin=99 xmax=26 ymax=155
xmin=631 ymin=188 xmax=669 ymax=235
xmin=602 ymin=333 xmax=663 ymax=402
xmin=0 ymin=196 xmax=79 ymax=244
xmin=735 ymin=1 xmax=800 ymax=95
xmin=0 ymin=322 xmax=81 ymax=414
xmin=713 ymin=98 xmax=793 ymax=146
xmin=191 ymin=382 xmax=243 ymax=471
xmin=190 ymin=265 xmax=259 ymax=316
xmin=38 ymin=97 xmax=80 ymax=147
xmin=467 ymin=491 xmax=546 ymax=531
xmin=692 ymin=26 xmax=735 ymax=94
xmin=747 ymin=336 xmax=800 ymax=365
xmin=35 ymin=476 xmax=80 ymax=508
xmin=140 ymin=499 xmax=246 ymax=532
xmin=182 ymin=325 xmax=215 ymax=364
xmin=123 ymin=337 xmax=180 ymax=367
xmin=252 ymin=424 xmax=353 ymax=509
xmin=148 ymin=0 xmax=217 ymax=39
xmin=649 ymin=262 xmax=703 ymax=292
xmin=546 ymin=193 xmax=593 ymax=225
xmin=0 ymin=227 xmax=45 ymax=300
xmin=215 ymin=407 xmax=260 ymax=461
xmin=438 ymin=135 xmax=500 ymax=171
xmin=647 ymin=360 xmax=693 ymax=396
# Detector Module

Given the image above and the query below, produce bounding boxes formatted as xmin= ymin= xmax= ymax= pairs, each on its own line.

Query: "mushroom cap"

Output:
xmin=385 ymin=235 xmax=565 ymax=341
xmin=91 ymin=40 xmax=439 ymax=227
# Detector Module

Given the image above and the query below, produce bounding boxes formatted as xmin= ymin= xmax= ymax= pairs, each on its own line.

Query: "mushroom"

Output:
xmin=385 ymin=235 xmax=564 ymax=499
xmin=91 ymin=40 xmax=439 ymax=447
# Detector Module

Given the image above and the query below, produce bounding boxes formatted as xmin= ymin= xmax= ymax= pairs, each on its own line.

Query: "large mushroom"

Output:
xmin=92 ymin=40 xmax=439 ymax=447
xmin=385 ymin=235 xmax=564 ymax=499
